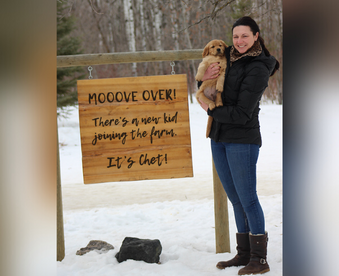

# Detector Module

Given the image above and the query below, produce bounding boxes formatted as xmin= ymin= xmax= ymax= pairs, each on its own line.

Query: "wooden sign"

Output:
xmin=77 ymin=74 xmax=193 ymax=184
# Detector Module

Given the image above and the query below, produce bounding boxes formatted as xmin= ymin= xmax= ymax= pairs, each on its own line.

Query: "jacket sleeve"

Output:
xmin=208 ymin=61 xmax=270 ymax=125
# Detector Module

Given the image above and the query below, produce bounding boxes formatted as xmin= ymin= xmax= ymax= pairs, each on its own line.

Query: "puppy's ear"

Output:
xmin=202 ymin=44 xmax=210 ymax=58
xmin=221 ymin=40 xmax=228 ymax=49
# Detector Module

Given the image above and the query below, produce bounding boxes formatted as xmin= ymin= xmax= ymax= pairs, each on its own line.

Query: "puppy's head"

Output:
xmin=202 ymin=39 xmax=228 ymax=58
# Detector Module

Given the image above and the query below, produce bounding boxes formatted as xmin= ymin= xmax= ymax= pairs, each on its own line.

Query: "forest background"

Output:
xmin=57 ymin=0 xmax=282 ymax=107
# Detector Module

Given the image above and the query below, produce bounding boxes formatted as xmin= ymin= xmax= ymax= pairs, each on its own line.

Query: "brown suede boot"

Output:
xmin=216 ymin=233 xmax=250 ymax=269
xmin=238 ymin=232 xmax=270 ymax=275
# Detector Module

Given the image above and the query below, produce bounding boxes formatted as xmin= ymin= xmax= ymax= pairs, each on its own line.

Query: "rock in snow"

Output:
xmin=76 ymin=240 xmax=114 ymax=255
xmin=115 ymin=237 xmax=162 ymax=264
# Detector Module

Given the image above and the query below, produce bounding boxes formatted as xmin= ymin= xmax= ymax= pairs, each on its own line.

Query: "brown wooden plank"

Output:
xmin=82 ymin=147 xmax=192 ymax=184
xmin=57 ymin=49 xmax=203 ymax=68
xmin=77 ymin=74 xmax=193 ymax=184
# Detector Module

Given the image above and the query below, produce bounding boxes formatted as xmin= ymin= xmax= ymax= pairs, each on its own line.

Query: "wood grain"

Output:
xmin=77 ymin=74 xmax=193 ymax=184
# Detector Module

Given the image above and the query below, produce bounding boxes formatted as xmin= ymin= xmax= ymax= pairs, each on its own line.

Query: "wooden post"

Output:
xmin=57 ymin=133 xmax=65 ymax=261
xmin=213 ymin=159 xmax=230 ymax=253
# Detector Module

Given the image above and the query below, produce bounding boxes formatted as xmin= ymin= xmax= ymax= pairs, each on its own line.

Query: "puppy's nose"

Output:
xmin=217 ymin=48 xmax=221 ymax=52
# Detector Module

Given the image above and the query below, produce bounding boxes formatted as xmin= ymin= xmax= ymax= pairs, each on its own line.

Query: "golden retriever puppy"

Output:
xmin=195 ymin=39 xmax=228 ymax=137
xmin=195 ymin=39 xmax=227 ymax=110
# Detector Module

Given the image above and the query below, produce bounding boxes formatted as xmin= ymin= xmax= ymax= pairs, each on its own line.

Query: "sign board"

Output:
xmin=77 ymin=74 xmax=193 ymax=184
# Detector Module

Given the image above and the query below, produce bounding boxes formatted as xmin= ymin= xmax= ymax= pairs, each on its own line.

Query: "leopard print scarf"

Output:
xmin=230 ymin=40 xmax=262 ymax=65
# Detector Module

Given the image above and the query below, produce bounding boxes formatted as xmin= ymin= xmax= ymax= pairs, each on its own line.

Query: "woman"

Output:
xmin=198 ymin=16 xmax=279 ymax=275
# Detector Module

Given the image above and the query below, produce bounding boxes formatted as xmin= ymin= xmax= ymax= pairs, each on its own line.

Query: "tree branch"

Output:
xmin=178 ymin=0 xmax=236 ymax=34
xmin=88 ymin=0 xmax=104 ymax=15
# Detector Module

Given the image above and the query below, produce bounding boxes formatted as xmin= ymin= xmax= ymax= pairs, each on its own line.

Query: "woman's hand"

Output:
xmin=198 ymin=99 xmax=209 ymax=112
xmin=202 ymin=62 xmax=220 ymax=81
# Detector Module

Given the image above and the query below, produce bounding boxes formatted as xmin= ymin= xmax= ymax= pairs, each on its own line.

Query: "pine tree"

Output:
xmin=57 ymin=0 xmax=85 ymax=112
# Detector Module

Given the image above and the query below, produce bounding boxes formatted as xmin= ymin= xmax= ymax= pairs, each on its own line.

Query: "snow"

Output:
xmin=57 ymin=101 xmax=282 ymax=276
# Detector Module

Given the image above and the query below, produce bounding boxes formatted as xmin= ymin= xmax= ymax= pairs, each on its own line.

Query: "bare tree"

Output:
xmin=65 ymin=0 xmax=282 ymax=103
xmin=123 ymin=0 xmax=137 ymax=75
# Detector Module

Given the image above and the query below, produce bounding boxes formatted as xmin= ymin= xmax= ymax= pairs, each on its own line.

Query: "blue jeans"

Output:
xmin=211 ymin=140 xmax=265 ymax=234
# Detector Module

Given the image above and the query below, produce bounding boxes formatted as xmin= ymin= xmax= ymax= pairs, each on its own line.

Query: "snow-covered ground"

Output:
xmin=57 ymin=102 xmax=282 ymax=276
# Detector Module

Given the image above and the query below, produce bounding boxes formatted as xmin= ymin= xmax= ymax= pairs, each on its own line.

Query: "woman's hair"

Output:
xmin=232 ymin=16 xmax=280 ymax=76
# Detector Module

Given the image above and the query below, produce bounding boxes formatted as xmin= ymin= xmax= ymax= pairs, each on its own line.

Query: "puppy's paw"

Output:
xmin=216 ymin=86 xmax=223 ymax=93
xmin=195 ymin=75 xmax=203 ymax=81
xmin=216 ymin=101 xmax=223 ymax=107
xmin=209 ymin=103 xmax=216 ymax=110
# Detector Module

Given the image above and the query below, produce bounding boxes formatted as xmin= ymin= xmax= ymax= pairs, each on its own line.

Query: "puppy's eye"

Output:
xmin=211 ymin=46 xmax=215 ymax=48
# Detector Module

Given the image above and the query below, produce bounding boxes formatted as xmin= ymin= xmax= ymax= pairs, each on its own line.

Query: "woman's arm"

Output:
xmin=208 ymin=63 xmax=270 ymax=125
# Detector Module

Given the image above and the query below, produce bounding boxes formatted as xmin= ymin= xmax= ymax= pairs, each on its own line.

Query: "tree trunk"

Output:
xmin=123 ymin=0 xmax=137 ymax=76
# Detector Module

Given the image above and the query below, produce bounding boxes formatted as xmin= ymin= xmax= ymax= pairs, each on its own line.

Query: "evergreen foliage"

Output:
xmin=57 ymin=0 xmax=85 ymax=111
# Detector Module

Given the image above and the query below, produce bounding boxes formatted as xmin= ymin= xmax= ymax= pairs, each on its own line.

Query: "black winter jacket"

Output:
xmin=205 ymin=45 xmax=277 ymax=147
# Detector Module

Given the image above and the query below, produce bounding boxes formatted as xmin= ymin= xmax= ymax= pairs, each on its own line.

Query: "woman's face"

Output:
xmin=232 ymin=25 xmax=259 ymax=54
